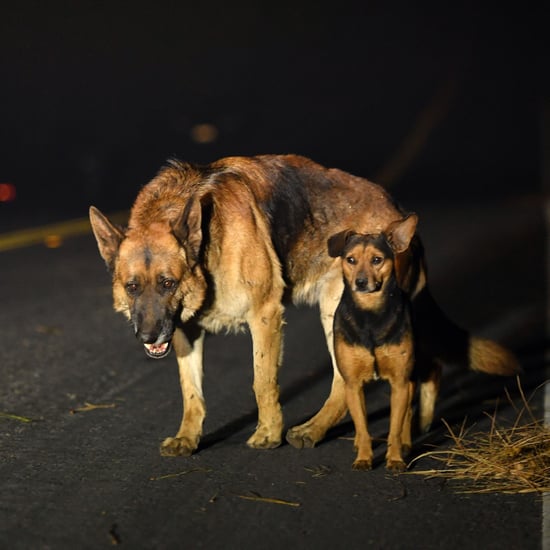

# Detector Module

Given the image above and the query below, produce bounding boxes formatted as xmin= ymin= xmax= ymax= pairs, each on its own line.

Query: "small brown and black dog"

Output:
xmin=329 ymin=213 xmax=426 ymax=472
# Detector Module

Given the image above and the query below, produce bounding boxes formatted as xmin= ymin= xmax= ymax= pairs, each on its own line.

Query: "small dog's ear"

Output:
xmin=328 ymin=230 xmax=354 ymax=257
xmin=89 ymin=206 xmax=125 ymax=271
xmin=387 ymin=213 xmax=418 ymax=254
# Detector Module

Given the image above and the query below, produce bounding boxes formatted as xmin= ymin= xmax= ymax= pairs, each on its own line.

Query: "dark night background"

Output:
xmin=0 ymin=2 xmax=545 ymax=230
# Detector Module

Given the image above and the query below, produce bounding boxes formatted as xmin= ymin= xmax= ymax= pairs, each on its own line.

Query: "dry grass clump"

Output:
xmin=409 ymin=379 xmax=550 ymax=494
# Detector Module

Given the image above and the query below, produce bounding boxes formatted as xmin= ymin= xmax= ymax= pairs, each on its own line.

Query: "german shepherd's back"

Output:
xmin=135 ymin=155 xmax=404 ymax=303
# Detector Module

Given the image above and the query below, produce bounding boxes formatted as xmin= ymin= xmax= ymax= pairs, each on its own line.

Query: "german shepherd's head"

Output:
xmin=89 ymin=197 xmax=208 ymax=359
xmin=327 ymin=214 xmax=418 ymax=308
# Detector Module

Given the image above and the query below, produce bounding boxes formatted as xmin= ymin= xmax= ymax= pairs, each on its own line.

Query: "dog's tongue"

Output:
xmin=144 ymin=342 xmax=169 ymax=356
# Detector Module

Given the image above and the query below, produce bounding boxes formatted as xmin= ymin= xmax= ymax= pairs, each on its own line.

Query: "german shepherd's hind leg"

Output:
xmin=160 ymin=327 xmax=206 ymax=457
xmin=286 ymin=272 xmax=348 ymax=448
xmin=286 ymin=373 xmax=347 ymax=449
xmin=246 ymin=302 xmax=285 ymax=449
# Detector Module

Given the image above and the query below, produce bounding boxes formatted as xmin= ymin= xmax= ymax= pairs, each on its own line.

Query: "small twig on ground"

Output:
xmin=70 ymin=402 xmax=116 ymax=414
xmin=236 ymin=493 xmax=301 ymax=507
xmin=150 ymin=468 xmax=211 ymax=481
xmin=0 ymin=412 xmax=33 ymax=423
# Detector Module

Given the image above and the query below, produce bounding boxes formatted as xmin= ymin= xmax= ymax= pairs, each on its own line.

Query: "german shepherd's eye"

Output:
xmin=346 ymin=256 xmax=356 ymax=265
xmin=372 ymin=256 xmax=383 ymax=266
xmin=161 ymin=278 xmax=176 ymax=291
xmin=126 ymin=282 xmax=139 ymax=295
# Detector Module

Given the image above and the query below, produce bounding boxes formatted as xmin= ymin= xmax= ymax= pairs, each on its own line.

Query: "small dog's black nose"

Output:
xmin=355 ymin=277 xmax=368 ymax=291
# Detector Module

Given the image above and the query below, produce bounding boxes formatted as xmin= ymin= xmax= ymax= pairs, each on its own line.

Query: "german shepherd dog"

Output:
xmin=89 ymin=154 xmax=519 ymax=457
xmin=328 ymin=213 xmax=422 ymax=472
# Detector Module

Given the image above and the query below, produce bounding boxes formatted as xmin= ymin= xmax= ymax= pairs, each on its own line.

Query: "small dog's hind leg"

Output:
xmin=419 ymin=362 xmax=442 ymax=433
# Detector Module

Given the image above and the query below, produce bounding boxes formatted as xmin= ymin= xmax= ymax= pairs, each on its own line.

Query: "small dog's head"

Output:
xmin=328 ymin=214 xmax=418 ymax=297
xmin=89 ymin=196 xmax=208 ymax=359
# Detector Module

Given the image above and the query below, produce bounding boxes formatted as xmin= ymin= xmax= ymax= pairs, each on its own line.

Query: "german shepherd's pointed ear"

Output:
xmin=89 ymin=206 xmax=125 ymax=271
xmin=328 ymin=230 xmax=356 ymax=258
xmin=172 ymin=194 xmax=205 ymax=266
xmin=386 ymin=213 xmax=418 ymax=254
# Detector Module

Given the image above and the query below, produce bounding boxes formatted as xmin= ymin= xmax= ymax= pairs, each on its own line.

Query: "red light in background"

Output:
xmin=0 ymin=183 xmax=16 ymax=202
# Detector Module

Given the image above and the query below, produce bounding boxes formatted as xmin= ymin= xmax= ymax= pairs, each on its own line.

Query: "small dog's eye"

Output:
xmin=126 ymin=282 xmax=139 ymax=295
xmin=372 ymin=256 xmax=383 ymax=265
xmin=346 ymin=256 xmax=356 ymax=265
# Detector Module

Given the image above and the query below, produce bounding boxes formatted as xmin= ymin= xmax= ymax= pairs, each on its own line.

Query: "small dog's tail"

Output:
xmin=412 ymin=285 xmax=521 ymax=376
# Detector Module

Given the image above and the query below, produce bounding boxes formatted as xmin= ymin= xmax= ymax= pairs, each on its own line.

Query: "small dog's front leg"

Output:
xmin=345 ymin=382 xmax=373 ymax=470
xmin=385 ymin=379 xmax=411 ymax=473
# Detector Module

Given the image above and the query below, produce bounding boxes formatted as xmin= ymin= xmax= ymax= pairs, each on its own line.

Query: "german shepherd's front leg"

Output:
xmin=246 ymin=302 xmax=285 ymax=449
xmin=160 ymin=326 xmax=206 ymax=457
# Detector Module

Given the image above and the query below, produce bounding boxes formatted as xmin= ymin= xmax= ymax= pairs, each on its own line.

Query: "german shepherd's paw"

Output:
xmin=285 ymin=427 xmax=318 ymax=449
xmin=352 ymin=459 xmax=373 ymax=471
xmin=247 ymin=427 xmax=282 ymax=450
xmin=385 ymin=459 xmax=407 ymax=473
xmin=160 ymin=436 xmax=197 ymax=457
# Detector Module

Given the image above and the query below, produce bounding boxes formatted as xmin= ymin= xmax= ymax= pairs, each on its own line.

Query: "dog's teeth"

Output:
xmin=144 ymin=342 xmax=168 ymax=355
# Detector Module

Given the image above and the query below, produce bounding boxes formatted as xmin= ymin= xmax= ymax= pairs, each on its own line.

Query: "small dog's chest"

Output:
xmin=334 ymin=288 xmax=410 ymax=352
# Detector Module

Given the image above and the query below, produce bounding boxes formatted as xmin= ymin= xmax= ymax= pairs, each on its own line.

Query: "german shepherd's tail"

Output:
xmin=468 ymin=337 xmax=520 ymax=376
xmin=412 ymin=285 xmax=521 ymax=377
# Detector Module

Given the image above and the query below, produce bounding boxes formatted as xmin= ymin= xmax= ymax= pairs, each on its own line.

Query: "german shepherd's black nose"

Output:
xmin=138 ymin=331 xmax=161 ymax=345
xmin=135 ymin=322 xmax=163 ymax=345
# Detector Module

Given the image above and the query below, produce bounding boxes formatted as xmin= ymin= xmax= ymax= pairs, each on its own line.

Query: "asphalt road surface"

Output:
xmin=0 ymin=191 xmax=546 ymax=549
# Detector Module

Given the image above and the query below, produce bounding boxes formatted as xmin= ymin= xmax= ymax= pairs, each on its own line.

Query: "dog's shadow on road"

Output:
xmin=197 ymin=347 xmax=547 ymax=462
xmin=198 ymin=359 xmax=336 ymax=452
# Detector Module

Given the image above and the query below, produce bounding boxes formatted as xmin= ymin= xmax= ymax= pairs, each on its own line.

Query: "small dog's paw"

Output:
xmin=160 ymin=436 xmax=196 ymax=457
xmin=285 ymin=428 xmax=316 ymax=449
xmin=352 ymin=459 xmax=373 ymax=471
xmin=385 ymin=459 xmax=407 ymax=473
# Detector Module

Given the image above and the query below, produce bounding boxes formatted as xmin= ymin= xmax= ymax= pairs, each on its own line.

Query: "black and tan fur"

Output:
xmin=329 ymin=214 xmax=422 ymax=472
xmin=89 ymin=154 xmax=520 ymax=457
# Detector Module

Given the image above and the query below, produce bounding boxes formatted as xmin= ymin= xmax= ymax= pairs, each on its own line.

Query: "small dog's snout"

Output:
xmin=354 ymin=277 xmax=382 ymax=293
xmin=355 ymin=277 xmax=368 ymax=291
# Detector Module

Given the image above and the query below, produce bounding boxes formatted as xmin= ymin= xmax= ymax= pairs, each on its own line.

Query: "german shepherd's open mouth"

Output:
xmin=143 ymin=341 xmax=172 ymax=359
